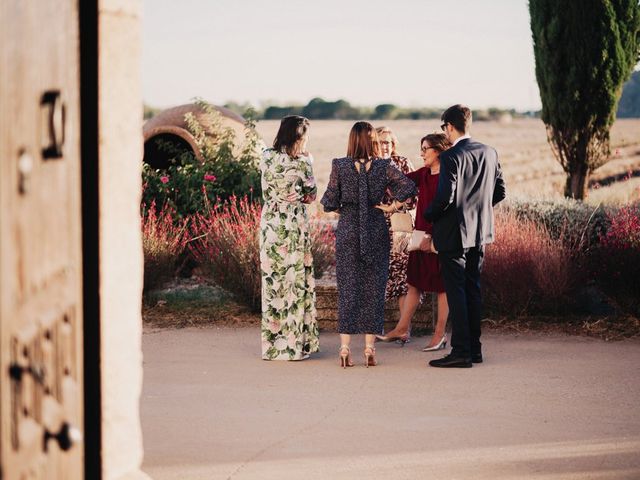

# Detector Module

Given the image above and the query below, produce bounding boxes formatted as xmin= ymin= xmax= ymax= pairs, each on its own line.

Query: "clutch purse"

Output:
xmin=390 ymin=212 xmax=413 ymax=232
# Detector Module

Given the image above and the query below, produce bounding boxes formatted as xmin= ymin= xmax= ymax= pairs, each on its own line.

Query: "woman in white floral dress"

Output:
xmin=260 ymin=115 xmax=320 ymax=360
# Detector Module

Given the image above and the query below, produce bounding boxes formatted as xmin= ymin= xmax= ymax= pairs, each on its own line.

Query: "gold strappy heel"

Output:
xmin=364 ymin=344 xmax=377 ymax=368
xmin=339 ymin=345 xmax=354 ymax=368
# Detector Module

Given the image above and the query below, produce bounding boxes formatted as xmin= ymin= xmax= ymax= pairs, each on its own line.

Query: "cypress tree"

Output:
xmin=529 ymin=0 xmax=640 ymax=199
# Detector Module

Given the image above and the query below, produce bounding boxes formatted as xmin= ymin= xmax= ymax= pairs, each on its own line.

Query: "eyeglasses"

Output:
xmin=440 ymin=123 xmax=448 ymax=131
xmin=421 ymin=146 xmax=436 ymax=152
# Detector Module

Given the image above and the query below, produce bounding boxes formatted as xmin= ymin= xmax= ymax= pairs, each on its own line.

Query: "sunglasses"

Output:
xmin=440 ymin=123 xmax=448 ymax=131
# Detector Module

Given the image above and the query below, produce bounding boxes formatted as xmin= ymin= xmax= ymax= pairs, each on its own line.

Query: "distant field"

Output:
xmin=255 ymin=118 xmax=640 ymax=207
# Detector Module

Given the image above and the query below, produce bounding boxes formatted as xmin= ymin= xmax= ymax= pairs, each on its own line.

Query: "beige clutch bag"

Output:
xmin=390 ymin=212 xmax=413 ymax=232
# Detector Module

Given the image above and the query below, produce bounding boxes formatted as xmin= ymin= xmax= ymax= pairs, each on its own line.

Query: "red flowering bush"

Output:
xmin=482 ymin=209 xmax=580 ymax=316
xmin=142 ymin=201 xmax=188 ymax=292
xmin=189 ymin=196 xmax=262 ymax=310
xmin=594 ymin=204 xmax=640 ymax=314
xmin=188 ymin=196 xmax=336 ymax=311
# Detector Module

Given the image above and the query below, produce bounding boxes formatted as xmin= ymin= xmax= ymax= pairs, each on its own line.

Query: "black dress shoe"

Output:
xmin=429 ymin=354 xmax=472 ymax=368
xmin=472 ymin=353 xmax=483 ymax=363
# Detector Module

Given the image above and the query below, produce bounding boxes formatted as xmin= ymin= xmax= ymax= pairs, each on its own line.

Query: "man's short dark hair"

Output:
xmin=441 ymin=104 xmax=472 ymax=134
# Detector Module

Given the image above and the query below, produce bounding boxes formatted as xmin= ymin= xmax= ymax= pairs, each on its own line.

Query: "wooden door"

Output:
xmin=0 ymin=1 xmax=84 ymax=479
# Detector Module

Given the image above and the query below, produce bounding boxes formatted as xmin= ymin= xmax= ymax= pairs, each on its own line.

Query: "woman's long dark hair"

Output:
xmin=347 ymin=121 xmax=380 ymax=159
xmin=273 ymin=115 xmax=310 ymax=158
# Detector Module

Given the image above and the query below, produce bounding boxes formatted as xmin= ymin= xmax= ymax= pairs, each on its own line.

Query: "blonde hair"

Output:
xmin=375 ymin=126 xmax=399 ymax=156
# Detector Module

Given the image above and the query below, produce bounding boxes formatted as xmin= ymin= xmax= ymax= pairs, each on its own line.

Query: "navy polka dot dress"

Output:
xmin=321 ymin=158 xmax=417 ymax=334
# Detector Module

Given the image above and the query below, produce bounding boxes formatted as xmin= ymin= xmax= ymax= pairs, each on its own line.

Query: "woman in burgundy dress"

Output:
xmin=376 ymin=133 xmax=452 ymax=350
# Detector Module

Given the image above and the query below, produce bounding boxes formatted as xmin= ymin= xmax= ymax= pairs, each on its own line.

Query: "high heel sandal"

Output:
xmin=422 ymin=333 xmax=447 ymax=352
xmin=364 ymin=345 xmax=377 ymax=367
xmin=339 ymin=345 xmax=354 ymax=368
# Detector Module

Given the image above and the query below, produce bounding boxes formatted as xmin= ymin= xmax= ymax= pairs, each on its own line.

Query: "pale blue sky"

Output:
xmin=142 ymin=0 xmax=542 ymax=111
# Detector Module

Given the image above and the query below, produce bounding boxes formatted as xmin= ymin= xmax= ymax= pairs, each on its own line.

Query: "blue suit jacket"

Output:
xmin=423 ymin=138 xmax=506 ymax=253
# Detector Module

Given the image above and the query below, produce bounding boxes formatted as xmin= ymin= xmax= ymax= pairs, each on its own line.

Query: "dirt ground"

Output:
xmin=140 ymin=327 xmax=640 ymax=480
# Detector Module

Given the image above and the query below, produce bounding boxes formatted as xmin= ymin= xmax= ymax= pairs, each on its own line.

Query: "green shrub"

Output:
xmin=505 ymin=198 xmax=614 ymax=249
xmin=142 ymin=99 xmax=262 ymax=219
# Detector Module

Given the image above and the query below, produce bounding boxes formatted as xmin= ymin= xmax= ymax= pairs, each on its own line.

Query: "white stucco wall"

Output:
xmin=98 ymin=1 xmax=150 ymax=479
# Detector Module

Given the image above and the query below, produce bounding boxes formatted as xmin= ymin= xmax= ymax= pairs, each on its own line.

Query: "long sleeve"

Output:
xmin=405 ymin=167 xmax=424 ymax=184
xmin=320 ymin=158 xmax=341 ymax=212
xmin=386 ymin=163 xmax=417 ymax=202
xmin=492 ymin=159 xmax=506 ymax=206
xmin=300 ymin=155 xmax=317 ymax=201
xmin=423 ymin=151 xmax=457 ymax=222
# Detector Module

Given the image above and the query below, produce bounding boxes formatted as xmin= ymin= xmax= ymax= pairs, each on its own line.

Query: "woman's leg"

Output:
xmin=397 ymin=294 xmax=406 ymax=314
xmin=425 ymin=292 xmax=449 ymax=347
xmin=384 ymin=285 xmax=421 ymax=337
xmin=364 ymin=333 xmax=377 ymax=366
xmin=339 ymin=333 xmax=353 ymax=367
xmin=365 ymin=333 xmax=376 ymax=348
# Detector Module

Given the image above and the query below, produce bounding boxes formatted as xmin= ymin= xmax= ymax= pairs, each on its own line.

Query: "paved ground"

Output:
xmin=141 ymin=327 xmax=640 ymax=480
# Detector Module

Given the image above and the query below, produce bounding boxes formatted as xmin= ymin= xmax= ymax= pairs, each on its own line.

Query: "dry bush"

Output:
xmin=309 ymin=218 xmax=336 ymax=278
xmin=142 ymin=201 xmax=188 ymax=292
xmin=482 ymin=209 xmax=579 ymax=316
xmin=594 ymin=204 xmax=640 ymax=315
xmin=188 ymin=196 xmax=336 ymax=312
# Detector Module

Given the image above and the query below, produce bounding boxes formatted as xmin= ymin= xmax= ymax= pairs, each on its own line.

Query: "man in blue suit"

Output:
xmin=424 ymin=105 xmax=506 ymax=368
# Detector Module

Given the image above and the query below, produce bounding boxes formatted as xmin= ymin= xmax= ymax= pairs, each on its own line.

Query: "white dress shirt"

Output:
xmin=452 ymin=134 xmax=471 ymax=146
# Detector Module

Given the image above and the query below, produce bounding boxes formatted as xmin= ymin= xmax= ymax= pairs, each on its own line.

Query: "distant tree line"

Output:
xmin=143 ymin=73 xmax=639 ymax=122
xmin=225 ymin=97 xmax=537 ymax=121
xmin=617 ymin=70 xmax=640 ymax=118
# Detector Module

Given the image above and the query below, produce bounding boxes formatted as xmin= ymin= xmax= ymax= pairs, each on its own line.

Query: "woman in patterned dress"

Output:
xmin=321 ymin=122 xmax=417 ymax=368
xmin=259 ymin=115 xmax=319 ymax=361
xmin=376 ymin=126 xmax=417 ymax=340
xmin=376 ymin=133 xmax=451 ymax=351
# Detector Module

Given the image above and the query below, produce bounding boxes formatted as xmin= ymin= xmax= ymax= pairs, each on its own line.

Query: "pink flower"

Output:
xmin=160 ymin=176 xmax=169 ymax=184
xmin=204 ymin=174 xmax=216 ymax=182
xmin=268 ymin=321 xmax=281 ymax=334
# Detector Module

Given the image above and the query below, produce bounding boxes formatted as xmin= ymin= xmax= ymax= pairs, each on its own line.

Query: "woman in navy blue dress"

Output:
xmin=321 ymin=122 xmax=417 ymax=368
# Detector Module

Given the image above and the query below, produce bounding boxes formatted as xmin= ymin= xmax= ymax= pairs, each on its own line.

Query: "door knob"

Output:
xmin=9 ymin=362 xmax=46 ymax=385
xmin=44 ymin=422 xmax=83 ymax=452
xmin=41 ymin=90 xmax=65 ymax=159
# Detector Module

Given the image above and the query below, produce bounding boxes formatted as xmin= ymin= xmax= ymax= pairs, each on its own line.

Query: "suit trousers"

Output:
xmin=438 ymin=246 xmax=484 ymax=358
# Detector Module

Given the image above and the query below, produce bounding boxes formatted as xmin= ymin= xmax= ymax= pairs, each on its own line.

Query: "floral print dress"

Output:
xmin=259 ymin=148 xmax=320 ymax=360
xmin=381 ymin=155 xmax=417 ymax=301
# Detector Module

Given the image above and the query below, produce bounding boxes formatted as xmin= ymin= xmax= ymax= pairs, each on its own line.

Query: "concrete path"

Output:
xmin=141 ymin=327 xmax=640 ymax=480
